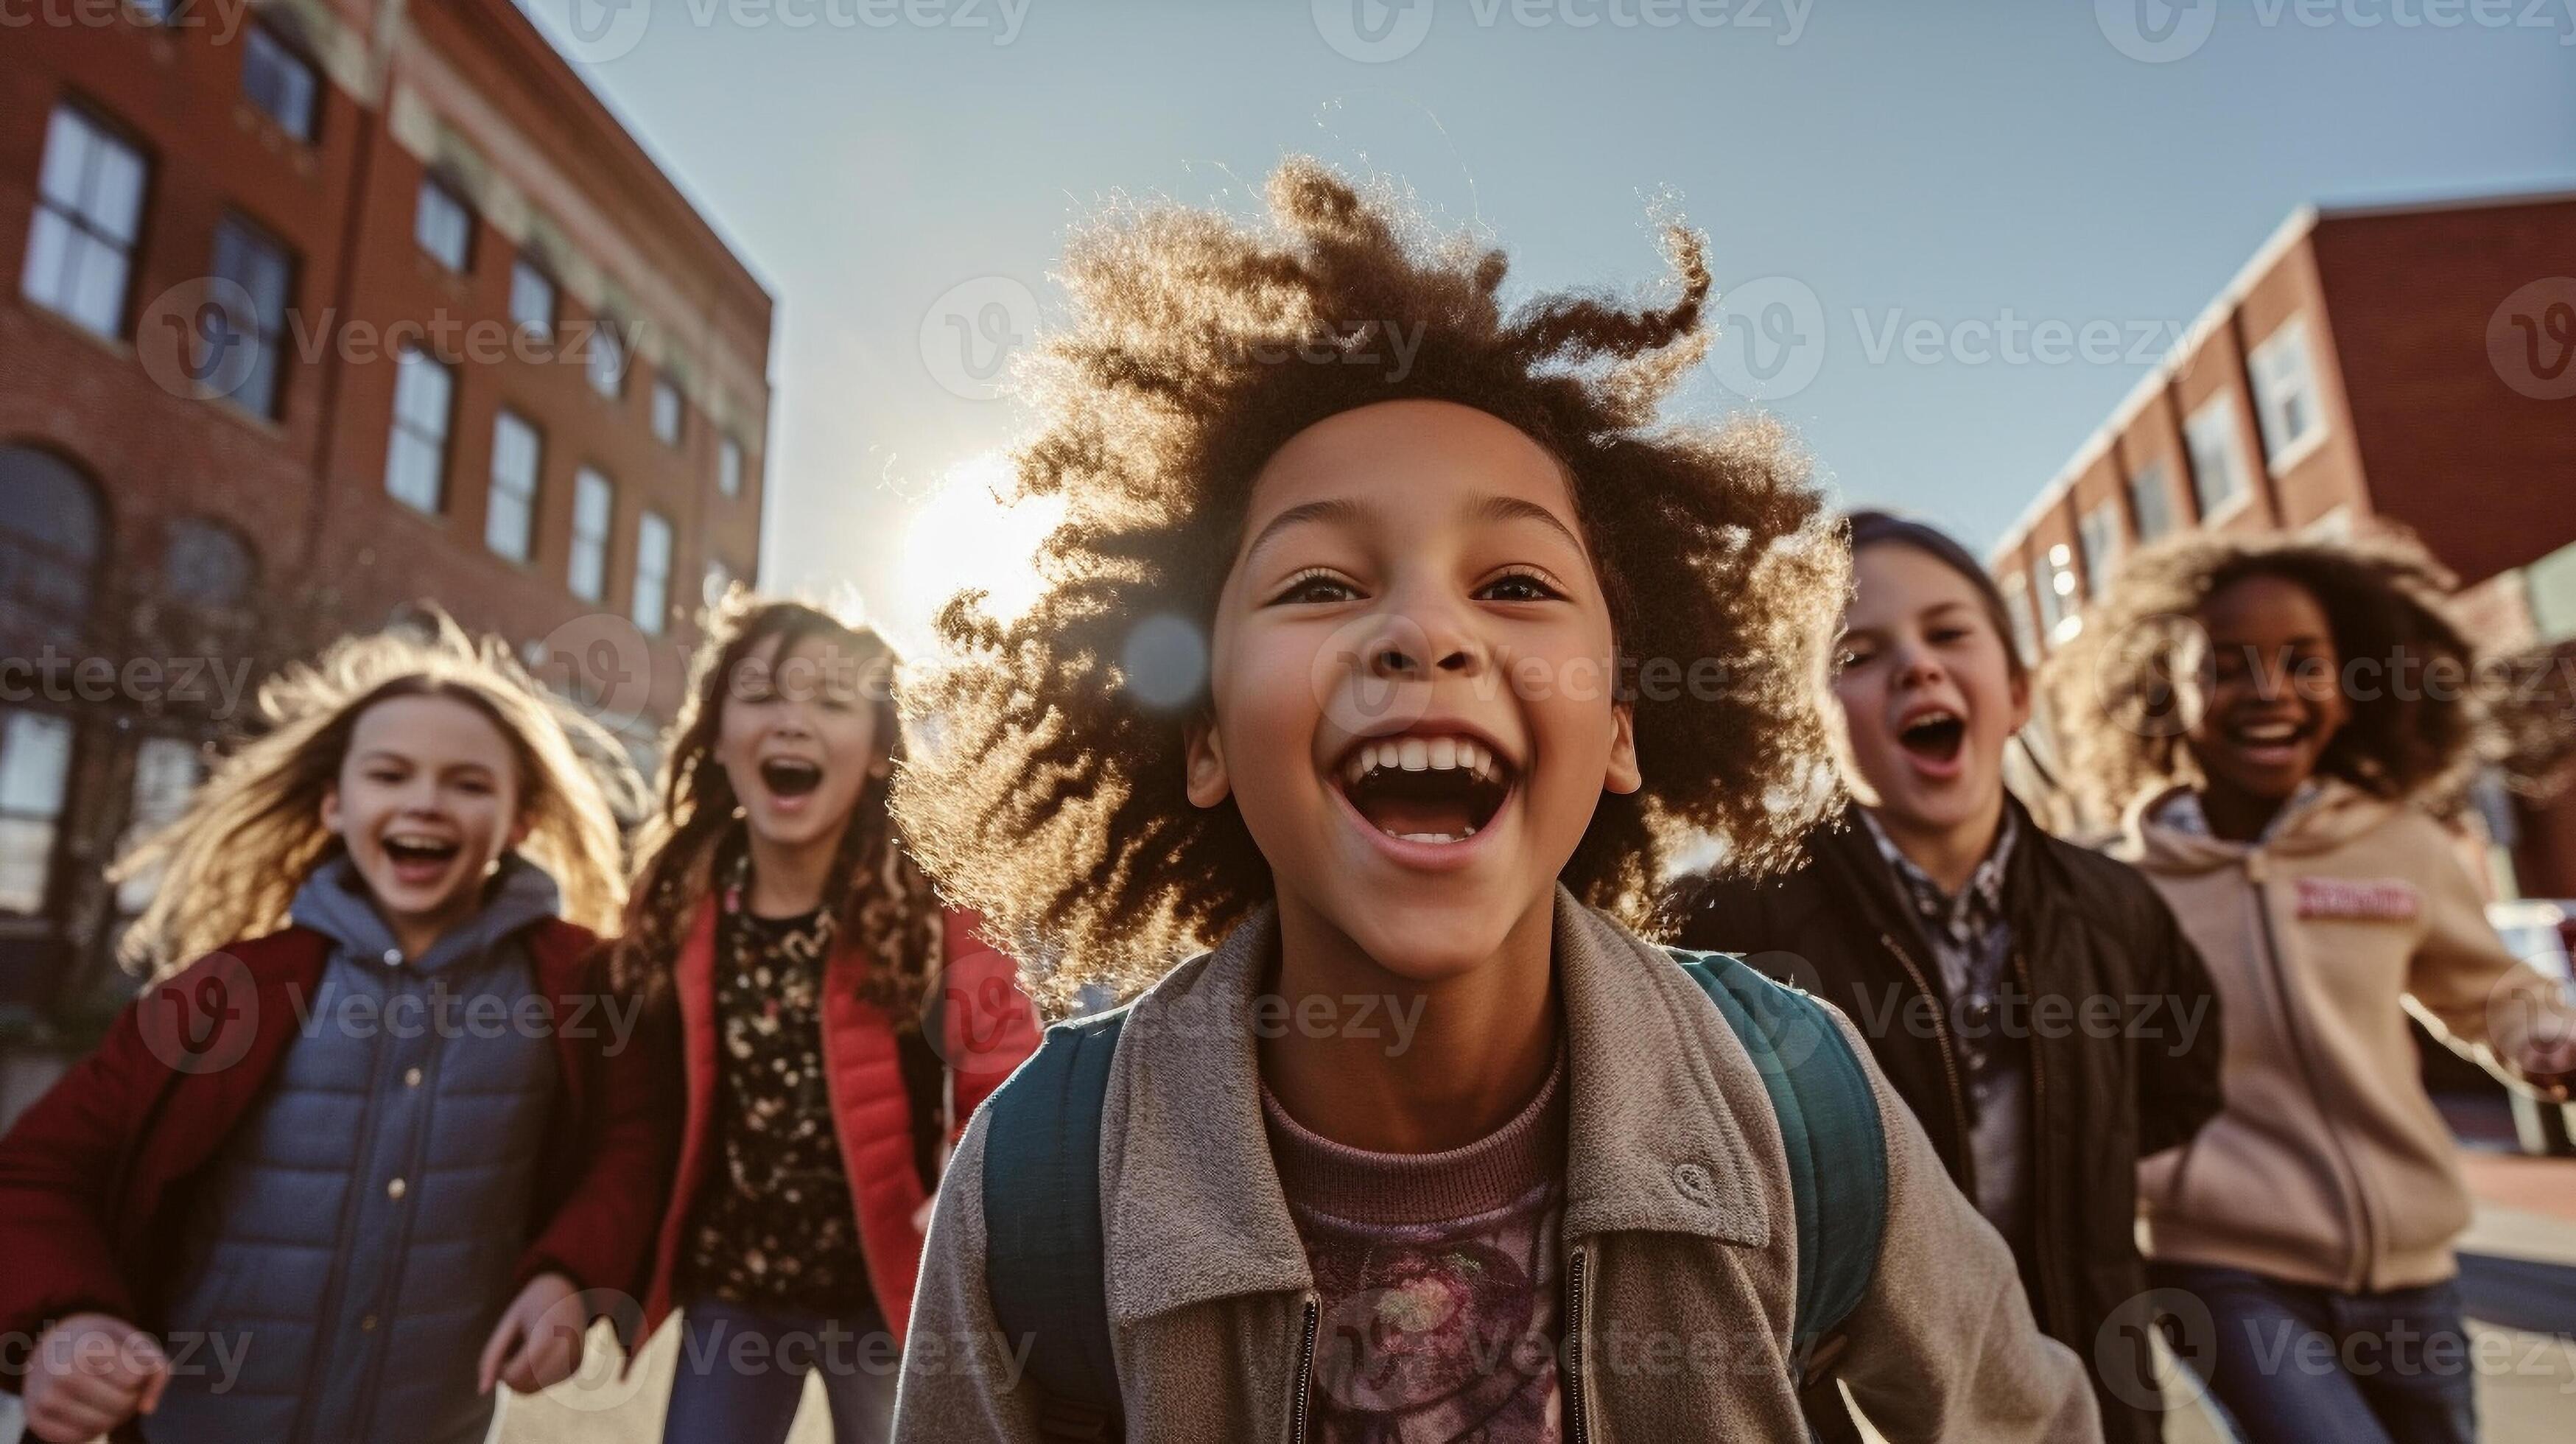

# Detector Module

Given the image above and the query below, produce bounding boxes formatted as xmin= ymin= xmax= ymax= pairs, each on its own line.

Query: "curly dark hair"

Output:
xmin=2043 ymin=528 xmax=2480 ymax=820
xmin=612 ymin=592 xmax=945 ymax=1019
xmin=891 ymin=159 xmax=1845 ymax=998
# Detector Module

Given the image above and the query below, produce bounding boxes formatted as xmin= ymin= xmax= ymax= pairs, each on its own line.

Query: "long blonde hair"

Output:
xmin=111 ymin=614 xmax=640 ymax=980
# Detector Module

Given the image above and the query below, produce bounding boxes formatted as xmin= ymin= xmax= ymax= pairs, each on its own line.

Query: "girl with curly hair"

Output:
xmin=1667 ymin=511 xmax=2225 ymax=1444
xmin=888 ymin=160 xmax=2099 ymax=1443
xmin=0 ymin=615 xmax=664 ymax=1444
xmin=620 ymin=593 xmax=1037 ymax=1444
xmin=2047 ymin=530 xmax=2576 ymax=1444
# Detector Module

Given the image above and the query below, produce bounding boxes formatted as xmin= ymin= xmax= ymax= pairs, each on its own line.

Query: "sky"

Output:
xmin=522 ymin=0 xmax=2576 ymax=656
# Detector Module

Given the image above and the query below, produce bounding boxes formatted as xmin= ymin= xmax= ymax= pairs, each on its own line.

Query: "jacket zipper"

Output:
xmin=1288 ymin=1294 xmax=1319 ymax=1443
xmin=1564 ymin=1243 xmax=1593 ymax=1444
xmin=2250 ymin=879 xmax=2379 ymax=1291
xmin=2007 ymin=947 xmax=2065 ymax=1334
xmin=1878 ymin=931 xmax=1976 ymax=1194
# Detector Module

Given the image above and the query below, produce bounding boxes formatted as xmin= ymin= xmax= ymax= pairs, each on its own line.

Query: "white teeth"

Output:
xmin=1339 ymin=735 xmax=1509 ymax=783
xmin=1389 ymin=826 xmax=1478 ymax=844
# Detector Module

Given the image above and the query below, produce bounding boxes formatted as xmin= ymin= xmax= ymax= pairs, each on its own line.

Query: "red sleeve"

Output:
xmin=940 ymin=909 xmax=1041 ymax=1135
xmin=0 ymin=984 xmax=176 ymax=1373
xmin=515 ymin=967 xmax=683 ymax=1321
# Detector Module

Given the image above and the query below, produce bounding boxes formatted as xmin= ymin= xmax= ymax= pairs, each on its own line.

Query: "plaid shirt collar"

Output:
xmin=1859 ymin=807 xmax=2019 ymax=953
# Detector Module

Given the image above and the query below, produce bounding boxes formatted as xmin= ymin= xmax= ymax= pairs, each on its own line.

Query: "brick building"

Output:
xmin=0 ymin=0 xmax=772 ymax=1036
xmin=1988 ymin=191 xmax=2576 ymax=898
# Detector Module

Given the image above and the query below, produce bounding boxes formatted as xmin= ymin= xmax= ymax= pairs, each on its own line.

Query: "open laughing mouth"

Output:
xmin=1332 ymin=733 xmax=1517 ymax=847
xmin=2225 ymin=718 xmax=2312 ymax=768
xmin=1897 ymin=707 xmax=1967 ymax=774
xmin=382 ymin=832 xmax=462 ymax=880
xmin=758 ymin=757 xmax=824 ymax=800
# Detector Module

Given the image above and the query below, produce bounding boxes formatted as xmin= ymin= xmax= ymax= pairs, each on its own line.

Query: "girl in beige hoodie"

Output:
xmin=2049 ymin=531 xmax=2576 ymax=1444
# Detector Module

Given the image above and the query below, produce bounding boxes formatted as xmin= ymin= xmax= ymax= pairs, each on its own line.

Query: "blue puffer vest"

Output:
xmin=144 ymin=855 xmax=564 ymax=1444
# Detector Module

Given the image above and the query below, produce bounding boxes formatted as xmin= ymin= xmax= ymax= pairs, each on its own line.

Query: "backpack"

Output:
xmin=980 ymin=948 xmax=1889 ymax=1441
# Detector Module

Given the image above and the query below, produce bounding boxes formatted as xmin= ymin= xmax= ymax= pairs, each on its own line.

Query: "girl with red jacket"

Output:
xmin=0 ymin=617 xmax=660 ymax=1444
xmin=620 ymin=594 xmax=1039 ymax=1444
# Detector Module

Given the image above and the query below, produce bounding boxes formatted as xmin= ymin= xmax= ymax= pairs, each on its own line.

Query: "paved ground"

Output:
xmin=7 ymin=1149 xmax=2570 ymax=1443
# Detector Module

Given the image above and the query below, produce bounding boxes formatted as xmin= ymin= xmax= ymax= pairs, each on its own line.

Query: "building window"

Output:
xmin=21 ymin=105 xmax=149 ymax=340
xmin=703 ymin=558 xmax=735 ymax=609
xmin=487 ymin=410 xmax=541 ymax=562
xmin=162 ymin=516 xmax=254 ymax=611
xmin=718 ymin=435 xmax=744 ymax=498
xmin=569 ymin=469 xmax=613 ymax=602
xmin=114 ymin=735 xmax=204 ymax=914
xmin=632 ymin=511 xmax=673 ymax=635
xmin=2183 ymin=396 xmax=2250 ymax=521
xmin=508 ymin=258 xmax=555 ymax=340
xmin=385 ymin=346 xmax=455 ymax=514
xmin=0 ymin=710 xmax=75 ymax=915
xmin=208 ymin=214 xmax=294 ymax=419
xmin=0 ymin=447 xmax=106 ymax=638
xmin=2528 ymin=541 xmax=2576 ymax=647
xmin=2078 ymin=502 xmax=2123 ymax=595
xmin=242 ymin=22 xmax=320 ymax=142
xmin=587 ymin=319 xmax=628 ymax=399
xmin=2247 ymin=317 xmax=2323 ymax=468
xmin=2001 ymin=570 xmax=2039 ymax=667
xmin=652 ymin=377 xmax=684 ymax=446
xmin=2034 ymin=545 xmax=2080 ymax=645
xmin=2127 ymin=463 xmax=2173 ymax=544
xmin=415 ymin=175 xmax=472 ymax=273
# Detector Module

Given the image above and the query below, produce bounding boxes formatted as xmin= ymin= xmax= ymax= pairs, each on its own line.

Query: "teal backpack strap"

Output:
xmin=981 ymin=1006 xmax=1131 ymax=1442
xmin=1668 ymin=947 xmax=1889 ymax=1367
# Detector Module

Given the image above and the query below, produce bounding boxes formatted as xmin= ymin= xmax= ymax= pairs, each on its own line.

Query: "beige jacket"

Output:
xmin=893 ymin=890 xmax=2101 ymax=1443
xmin=2118 ymin=781 xmax=2574 ymax=1294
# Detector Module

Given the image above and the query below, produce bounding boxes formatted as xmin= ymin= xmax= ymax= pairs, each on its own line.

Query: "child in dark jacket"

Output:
xmin=885 ymin=159 xmax=2102 ymax=1443
xmin=0 ymin=618 xmax=669 ymax=1444
xmin=1665 ymin=511 xmax=2225 ymax=1443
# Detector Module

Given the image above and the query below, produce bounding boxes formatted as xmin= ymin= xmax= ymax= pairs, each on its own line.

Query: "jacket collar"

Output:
xmin=1102 ymin=886 xmax=1772 ymax=1328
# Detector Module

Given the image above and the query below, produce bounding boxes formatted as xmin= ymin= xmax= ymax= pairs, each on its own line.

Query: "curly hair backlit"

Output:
xmin=890 ymin=159 xmax=1845 ymax=1000
xmin=2043 ymin=529 xmax=2480 ymax=821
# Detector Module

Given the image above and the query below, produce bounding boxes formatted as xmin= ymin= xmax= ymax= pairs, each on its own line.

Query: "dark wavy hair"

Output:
xmin=613 ymin=592 xmax=944 ymax=1017
xmin=890 ymin=159 xmax=1845 ymax=999
xmin=2043 ymin=529 xmax=2480 ymax=819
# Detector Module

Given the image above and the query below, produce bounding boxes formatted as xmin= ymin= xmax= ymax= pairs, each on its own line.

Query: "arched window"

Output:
xmin=0 ymin=446 xmax=105 ymax=639
xmin=162 ymin=516 xmax=257 ymax=610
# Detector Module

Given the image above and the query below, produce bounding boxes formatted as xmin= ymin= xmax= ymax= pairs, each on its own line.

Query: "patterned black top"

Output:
xmin=679 ymin=872 xmax=871 ymax=1314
